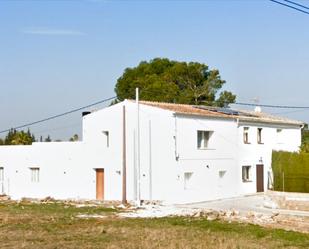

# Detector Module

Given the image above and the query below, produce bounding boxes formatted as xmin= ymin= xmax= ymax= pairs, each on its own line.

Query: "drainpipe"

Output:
xmin=174 ymin=115 xmax=179 ymax=161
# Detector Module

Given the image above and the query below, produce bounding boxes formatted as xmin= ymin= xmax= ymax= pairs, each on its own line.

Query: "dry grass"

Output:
xmin=0 ymin=201 xmax=308 ymax=249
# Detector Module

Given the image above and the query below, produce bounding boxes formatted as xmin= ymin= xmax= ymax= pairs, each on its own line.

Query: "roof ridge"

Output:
xmin=129 ymin=99 xmax=217 ymax=109
xmin=126 ymin=99 xmax=303 ymax=126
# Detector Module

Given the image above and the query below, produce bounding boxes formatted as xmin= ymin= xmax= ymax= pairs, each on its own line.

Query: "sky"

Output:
xmin=0 ymin=0 xmax=309 ymax=140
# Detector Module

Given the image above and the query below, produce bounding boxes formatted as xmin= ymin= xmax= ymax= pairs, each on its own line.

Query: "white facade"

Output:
xmin=0 ymin=100 xmax=303 ymax=203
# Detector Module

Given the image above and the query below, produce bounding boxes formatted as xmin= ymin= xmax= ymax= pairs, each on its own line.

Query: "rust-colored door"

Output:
xmin=256 ymin=164 xmax=264 ymax=192
xmin=96 ymin=169 xmax=104 ymax=200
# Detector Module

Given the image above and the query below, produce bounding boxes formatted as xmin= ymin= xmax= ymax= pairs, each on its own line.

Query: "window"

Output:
xmin=243 ymin=127 xmax=250 ymax=144
xmin=242 ymin=166 xmax=251 ymax=182
xmin=0 ymin=167 xmax=3 ymax=181
xmin=102 ymin=131 xmax=109 ymax=147
xmin=197 ymin=130 xmax=213 ymax=149
xmin=184 ymin=172 xmax=193 ymax=190
xmin=218 ymin=170 xmax=226 ymax=188
xmin=219 ymin=170 xmax=226 ymax=179
xmin=257 ymin=128 xmax=263 ymax=144
xmin=30 ymin=168 xmax=40 ymax=183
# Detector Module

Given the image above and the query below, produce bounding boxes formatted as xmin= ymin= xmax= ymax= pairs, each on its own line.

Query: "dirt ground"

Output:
xmin=0 ymin=199 xmax=309 ymax=249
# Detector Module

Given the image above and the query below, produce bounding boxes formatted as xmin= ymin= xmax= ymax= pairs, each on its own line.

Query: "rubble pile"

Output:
xmin=119 ymin=204 xmax=309 ymax=233
xmin=267 ymin=191 xmax=309 ymax=211
xmin=0 ymin=194 xmax=308 ymax=233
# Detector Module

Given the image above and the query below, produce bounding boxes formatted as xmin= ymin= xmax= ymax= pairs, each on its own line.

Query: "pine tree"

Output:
xmin=45 ymin=135 xmax=52 ymax=142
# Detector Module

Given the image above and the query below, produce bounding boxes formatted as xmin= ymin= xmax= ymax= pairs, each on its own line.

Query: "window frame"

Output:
xmin=30 ymin=167 xmax=40 ymax=183
xmin=197 ymin=130 xmax=213 ymax=150
xmin=102 ymin=131 xmax=109 ymax=148
xmin=243 ymin=127 xmax=250 ymax=144
xmin=219 ymin=170 xmax=226 ymax=179
xmin=242 ymin=165 xmax=252 ymax=182
xmin=184 ymin=172 xmax=193 ymax=190
xmin=0 ymin=167 xmax=3 ymax=182
xmin=257 ymin=128 xmax=263 ymax=144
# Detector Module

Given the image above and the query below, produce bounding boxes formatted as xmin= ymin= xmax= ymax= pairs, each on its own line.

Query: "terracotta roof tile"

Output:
xmin=130 ymin=100 xmax=303 ymax=126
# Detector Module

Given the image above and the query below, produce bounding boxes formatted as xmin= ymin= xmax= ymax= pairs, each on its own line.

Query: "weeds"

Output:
xmin=0 ymin=202 xmax=308 ymax=248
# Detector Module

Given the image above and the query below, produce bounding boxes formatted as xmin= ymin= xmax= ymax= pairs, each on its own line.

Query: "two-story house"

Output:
xmin=0 ymin=100 xmax=303 ymax=203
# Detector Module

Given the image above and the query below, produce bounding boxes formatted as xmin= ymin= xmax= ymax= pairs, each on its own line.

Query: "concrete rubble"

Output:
xmin=118 ymin=202 xmax=309 ymax=233
xmin=0 ymin=192 xmax=308 ymax=233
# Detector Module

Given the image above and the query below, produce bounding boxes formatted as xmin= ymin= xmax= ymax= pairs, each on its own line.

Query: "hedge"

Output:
xmin=272 ymin=151 xmax=309 ymax=193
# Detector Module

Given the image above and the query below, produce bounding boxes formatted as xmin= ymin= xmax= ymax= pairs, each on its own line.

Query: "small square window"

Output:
xmin=242 ymin=166 xmax=251 ymax=182
xmin=219 ymin=170 xmax=226 ymax=178
xmin=197 ymin=130 xmax=213 ymax=149
xmin=184 ymin=172 xmax=193 ymax=190
xmin=243 ymin=127 xmax=250 ymax=144
xmin=30 ymin=168 xmax=40 ymax=183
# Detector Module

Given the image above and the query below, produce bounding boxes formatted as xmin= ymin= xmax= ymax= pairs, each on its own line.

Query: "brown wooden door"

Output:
xmin=96 ymin=169 xmax=104 ymax=200
xmin=256 ymin=164 xmax=264 ymax=192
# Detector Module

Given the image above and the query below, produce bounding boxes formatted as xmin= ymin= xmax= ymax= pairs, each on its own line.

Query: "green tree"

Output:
xmin=4 ymin=129 xmax=16 ymax=145
xmin=45 ymin=135 xmax=52 ymax=142
xmin=0 ymin=138 xmax=3 ymax=145
xmin=2 ymin=129 xmax=35 ymax=145
xmin=69 ymin=134 xmax=79 ymax=142
xmin=115 ymin=58 xmax=236 ymax=106
xmin=215 ymin=91 xmax=237 ymax=107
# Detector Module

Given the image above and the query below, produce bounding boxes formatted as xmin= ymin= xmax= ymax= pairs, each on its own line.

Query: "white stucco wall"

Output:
xmin=0 ymin=142 xmax=100 ymax=199
xmin=237 ymin=122 xmax=301 ymax=196
xmin=172 ymin=115 xmax=239 ymax=203
xmin=0 ymin=100 xmax=303 ymax=203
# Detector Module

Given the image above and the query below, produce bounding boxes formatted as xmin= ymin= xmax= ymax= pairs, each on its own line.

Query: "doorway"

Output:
xmin=95 ymin=169 xmax=104 ymax=200
xmin=256 ymin=164 xmax=264 ymax=192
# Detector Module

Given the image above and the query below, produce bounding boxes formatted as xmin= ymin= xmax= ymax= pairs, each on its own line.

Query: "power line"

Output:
xmin=284 ymin=0 xmax=309 ymax=10
xmin=272 ymin=109 xmax=309 ymax=115
xmin=139 ymin=89 xmax=309 ymax=109
xmin=1 ymin=95 xmax=308 ymax=135
xmin=234 ymin=102 xmax=309 ymax=109
xmin=35 ymin=122 xmax=81 ymax=135
xmin=0 ymin=96 xmax=116 ymax=135
xmin=269 ymin=0 xmax=309 ymax=15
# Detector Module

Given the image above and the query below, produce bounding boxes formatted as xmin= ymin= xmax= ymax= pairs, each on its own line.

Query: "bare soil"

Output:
xmin=0 ymin=200 xmax=308 ymax=249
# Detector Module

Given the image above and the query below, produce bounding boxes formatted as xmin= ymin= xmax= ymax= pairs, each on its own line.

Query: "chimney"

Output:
xmin=82 ymin=111 xmax=91 ymax=117
xmin=254 ymin=106 xmax=262 ymax=113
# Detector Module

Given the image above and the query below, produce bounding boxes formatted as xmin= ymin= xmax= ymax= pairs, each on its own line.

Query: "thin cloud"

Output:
xmin=22 ymin=27 xmax=86 ymax=36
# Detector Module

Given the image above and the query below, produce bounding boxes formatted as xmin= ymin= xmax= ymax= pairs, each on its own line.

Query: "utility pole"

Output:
xmin=136 ymin=88 xmax=141 ymax=206
xmin=122 ymin=105 xmax=127 ymax=205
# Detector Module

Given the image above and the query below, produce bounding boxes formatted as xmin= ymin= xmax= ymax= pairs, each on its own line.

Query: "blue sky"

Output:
xmin=1 ymin=0 xmax=309 ymax=140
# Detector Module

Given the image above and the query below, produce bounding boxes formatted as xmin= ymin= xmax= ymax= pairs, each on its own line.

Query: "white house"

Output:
xmin=0 ymin=100 xmax=304 ymax=203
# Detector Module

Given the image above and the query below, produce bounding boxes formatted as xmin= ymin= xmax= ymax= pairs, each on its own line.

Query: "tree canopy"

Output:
xmin=1 ymin=129 xmax=35 ymax=145
xmin=69 ymin=134 xmax=79 ymax=142
xmin=115 ymin=58 xmax=236 ymax=106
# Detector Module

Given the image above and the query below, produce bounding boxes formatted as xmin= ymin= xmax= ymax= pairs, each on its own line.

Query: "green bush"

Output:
xmin=272 ymin=151 xmax=309 ymax=193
